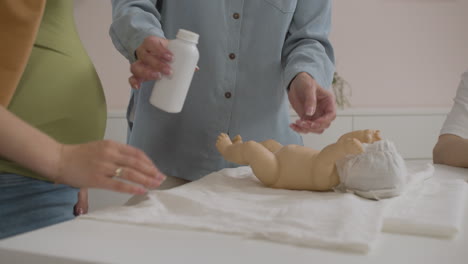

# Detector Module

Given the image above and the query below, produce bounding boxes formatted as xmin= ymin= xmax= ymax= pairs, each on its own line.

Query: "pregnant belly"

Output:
xmin=9 ymin=45 xmax=107 ymax=144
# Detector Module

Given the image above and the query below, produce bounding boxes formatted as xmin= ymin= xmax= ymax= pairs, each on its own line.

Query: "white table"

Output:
xmin=1 ymin=163 xmax=467 ymax=264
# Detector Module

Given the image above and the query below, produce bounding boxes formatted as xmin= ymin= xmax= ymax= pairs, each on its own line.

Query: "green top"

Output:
xmin=0 ymin=0 xmax=107 ymax=180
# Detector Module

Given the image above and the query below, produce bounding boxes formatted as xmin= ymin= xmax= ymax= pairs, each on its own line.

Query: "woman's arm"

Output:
xmin=282 ymin=0 xmax=336 ymax=134
xmin=0 ymin=106 xmax=166 ymax=193
xmin=110 ymin=0 xmax=172 ymax=89
xmin=433 ymin=134 xmax=468 ymax=168
xmin=282 ymin=0 xmax=335 ymax=90
xmin=110 ymin=0 xmax=165 ymax=63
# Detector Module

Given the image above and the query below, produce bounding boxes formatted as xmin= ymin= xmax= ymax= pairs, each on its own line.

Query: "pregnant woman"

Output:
xmin=0 ymin=0 xmax=165 ymax=239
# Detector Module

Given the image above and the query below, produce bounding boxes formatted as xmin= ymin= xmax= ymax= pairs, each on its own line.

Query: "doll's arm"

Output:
xmin=337 ymin=129 xmax=381 ymax=144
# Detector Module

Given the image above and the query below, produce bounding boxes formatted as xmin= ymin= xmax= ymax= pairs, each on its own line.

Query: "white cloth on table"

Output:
xmin=383 ymin=164 xmax=468 ymax=238
xmin=83 ymin=163 xmax=465 ymax=253
xmin=84 ymin=167 xmax=386 ymax=253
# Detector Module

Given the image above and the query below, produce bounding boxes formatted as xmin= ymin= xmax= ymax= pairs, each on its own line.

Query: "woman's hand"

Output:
xmin=0 ymin=106 xmax=165 ymax=194
xmin=288 ymin=72 xmax=336 ymax=134
xmin=128 ymin=36 xmax=173 ymax=89
xmin=51 ymin=140 xmax=166 ymax=195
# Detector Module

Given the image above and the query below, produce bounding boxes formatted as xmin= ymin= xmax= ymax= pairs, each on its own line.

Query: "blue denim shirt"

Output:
xmin=110 ymin=0 xmax=335 ymax=181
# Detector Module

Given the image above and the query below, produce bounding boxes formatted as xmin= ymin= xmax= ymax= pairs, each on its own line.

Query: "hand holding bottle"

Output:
xmin=128 ymin=36 xmax=173 ymax=89
xmin=150 ymin=29 xmax=199 ymax=113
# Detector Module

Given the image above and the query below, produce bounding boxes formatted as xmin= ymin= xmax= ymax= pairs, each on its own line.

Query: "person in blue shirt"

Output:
xmin=110 ymin=0 xmax=336 ymax=183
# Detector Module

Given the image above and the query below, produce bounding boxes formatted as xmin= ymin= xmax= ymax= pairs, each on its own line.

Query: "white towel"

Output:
xmin=83 ymin=163 xmax=464 ymax=253
xmin=84 ymin=167 xmax=386 ymax=253
xmin=383 ymin=164 xmax=468 ymax=238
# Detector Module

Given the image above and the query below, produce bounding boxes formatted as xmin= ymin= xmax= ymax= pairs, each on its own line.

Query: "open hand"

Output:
xmin=288 ymin=72 xmax=336 ymax=134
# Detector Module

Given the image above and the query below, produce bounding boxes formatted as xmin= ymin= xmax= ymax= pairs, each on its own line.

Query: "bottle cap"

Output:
xmin=176 ymin=29 xmax=199 ymax=44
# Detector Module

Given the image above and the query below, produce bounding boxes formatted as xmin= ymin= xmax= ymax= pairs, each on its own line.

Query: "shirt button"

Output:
xmin=229 ymin=53 xmax=236 ymax=60
xmin=233 ymin=13 xmax=240 ymax=19
xmin=225 ymin=92 xmax=232 ymax=99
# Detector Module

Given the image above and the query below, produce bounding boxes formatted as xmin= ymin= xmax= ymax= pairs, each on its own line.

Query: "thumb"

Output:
xmin=304 ymin=86 xmax=317 ymax=117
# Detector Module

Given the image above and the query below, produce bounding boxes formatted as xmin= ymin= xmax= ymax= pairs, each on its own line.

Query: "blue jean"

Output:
xmin=0 ymin=173 xmax=78 ymax=239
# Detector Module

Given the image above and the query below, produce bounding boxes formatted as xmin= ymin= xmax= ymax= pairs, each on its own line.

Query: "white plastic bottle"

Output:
xmin=150 ymin=29 xmax=200 ymax=113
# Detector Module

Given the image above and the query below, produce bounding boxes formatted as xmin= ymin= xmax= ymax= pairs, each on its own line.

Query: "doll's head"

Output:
xmin=335 ymin=140 xmax=407 ymax=200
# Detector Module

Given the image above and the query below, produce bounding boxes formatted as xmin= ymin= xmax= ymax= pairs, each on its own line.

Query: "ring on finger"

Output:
xmin=114 ymin=167 xmax=124 ymax=178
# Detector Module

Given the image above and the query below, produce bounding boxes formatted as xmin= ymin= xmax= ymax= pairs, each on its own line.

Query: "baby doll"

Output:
xmin=216 ymin=130 xmax=381 ymax=191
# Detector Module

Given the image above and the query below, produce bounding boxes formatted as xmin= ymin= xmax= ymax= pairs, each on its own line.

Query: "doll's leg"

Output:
xmin=229 ymin=136 xmax=282 ymax=153
xmin=312 ymin=138 xmax=364 ymax=190
xmin=337 ymin=129 xmax=381 ymax=144
xmin=216 ymin=134 xmax=280 ymax=186
xmin=260 ymin=139 xmax=283 ymax=153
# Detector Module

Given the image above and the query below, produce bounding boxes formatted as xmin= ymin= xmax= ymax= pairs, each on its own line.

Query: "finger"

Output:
xmin=297 ymin=119 xmax=330 ymax=130
xmin=116 ymin=145 xmax=166 ymax=180
xmin=78 ymin=188 xmax=88 ymax=200
xmin=295 ymin=119 xmax=313 ymax=128
xmin=139 ymin=55 xmax=172 ymax=75
xmin=289 ymin=123 xmax=301 ymax=132
xmin=114 ymin=167 xmax=163 ymax=189
xmin=292 ymin=118 xmax=330 ymax=134
xmin=291 ymin=122 xmax=326 ymax=134
xmin=74 ymin=205 xmax=88 ymax=215
xmin=128 ymin=76 xmax=141 ymax=90
xmin=130 ymin=61 xmax=152 ymax=80
xmin=135 ymin=37 xmax=172 ymax=79
xmin=98 ymin=141 xmax=159 ymax=178
xmin=74 ymin=189 xmax=89 ymax=215
xmin=140 ymin=38 xmax=173 ymax=68
xmin=116 ymin=143 xmax=153 ymax=166
xmin=305 ymin=128 xmax=326 ymax=134
xmin=117 ymin=156 xmax=164 ymax=182
xmin=99 ymin=178 xmax=147 ymax=195
xmin=304 ymin=86 xmax=317 ymax=117
xmin=73 ymin=205 xmax=83 ymax=216
xmin=289 ymin=123 xmax=309 ymax=134
xmin=293 ymin=120 xmax=320 ymax=131
xmin=143 ymin=37 xmax=172 ymax=58
xmin=309 ymin=111 xmax=336 ymax=126
xmin=130 ymin=61 xmax=162 ymax=81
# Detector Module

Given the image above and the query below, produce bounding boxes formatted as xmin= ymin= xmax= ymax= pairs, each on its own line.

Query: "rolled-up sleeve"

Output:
xmin=110 ymin=0 xmax=165 ymax=63
xmin=282 ymin=0 xmax=335 ymax=89
xmin=440 ymin=71 xmax=468 ymax=139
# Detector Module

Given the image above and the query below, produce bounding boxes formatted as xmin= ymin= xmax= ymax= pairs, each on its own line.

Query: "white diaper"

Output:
xmin=335 ymin=140 xmax=407 ymax=200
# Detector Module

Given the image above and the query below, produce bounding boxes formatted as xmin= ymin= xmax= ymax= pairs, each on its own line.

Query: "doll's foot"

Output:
xmin=362 ymin=129 xmax=382 ymax=143
xmin=232 ymin=135 xmax=243 ymax=144
xmin=345 ymin=138 xmax=364 ymax=155
xmin=373 ymin=130 xmax=382 ymax=142
xmin=216 ymin=133 xmax=233 ymax=154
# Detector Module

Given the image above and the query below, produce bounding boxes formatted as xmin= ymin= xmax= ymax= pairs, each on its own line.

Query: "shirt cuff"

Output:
xmin=283 ymin=65 xmax=328 ymax=91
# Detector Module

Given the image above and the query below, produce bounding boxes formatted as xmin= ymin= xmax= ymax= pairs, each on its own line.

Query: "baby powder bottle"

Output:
xmin=150 ymin=29 xmax=200 ymax=113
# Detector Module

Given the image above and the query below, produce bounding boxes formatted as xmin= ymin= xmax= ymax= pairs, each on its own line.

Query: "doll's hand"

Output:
xmin=128 ymin=36 xmax=173 ymax=89
xmin=288 ymin=72 xmax=336 ymax=134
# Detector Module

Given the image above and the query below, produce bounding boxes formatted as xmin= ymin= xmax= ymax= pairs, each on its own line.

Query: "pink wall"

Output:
xmin=74 ymin=0 xmax=468 ymax=110
xmin=330 ymin=0 xmax=468 ymax=107
xmin=74 ymin=1 xmax=130 ymax=111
